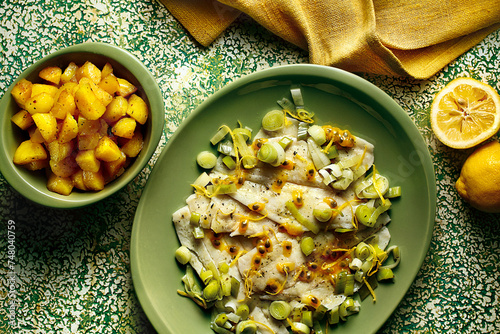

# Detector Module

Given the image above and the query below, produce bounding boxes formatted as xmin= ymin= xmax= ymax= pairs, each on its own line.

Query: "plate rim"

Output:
xmin=131 ymin=64 xmax=437 ymax=333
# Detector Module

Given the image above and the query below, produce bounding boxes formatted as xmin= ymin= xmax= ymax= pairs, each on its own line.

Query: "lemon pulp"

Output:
xmin=431 ymin=78 xmax=500 ymax=149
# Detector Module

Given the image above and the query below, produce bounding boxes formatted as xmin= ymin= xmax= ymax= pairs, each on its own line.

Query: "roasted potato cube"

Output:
xmin=127 ymin=94 xmax=148 ymax=125
xmin=11 ymin=78 xmax=33 ymax=108
xmin=76 ymin=149 xmax=101 ymax=172
xmin=39 ymin=66 xmax=62 ymax=85
xmin=121 ymin=130 xmax=144 ymax=158
xmin=78 ymin=133 xmax=100 ymax=150
xmin=95 ymin=136 xmax=121 ymax=162
xmin=111 ymin=117 xmax=136 ymax=139
xmin=60 ymin=62 xmax=78 ymax=84
xmin=28 ymin=126 xmax=45 ymax=143
xmin=47 ymin=140 xmax=74 ymax=162
xmin=101 ymin=62 xmax=114 ymax=78
xmin=103 ymin=151 xmax=126 ymax=181
xmin=99 ymin=119 xmax=109 ymax=137
xmin=83 ymin=169 xmax=105 ymax=191
xmin=116 ymin=77 xmax=137 ymax=97
xmin=13 ymin=140 xmax=48 ymax=165
xmin=47 ymin=171 xmax=74 ymax=196
xmin=79 ymin=77 xmax=113 ymax=106
xmin=71 ymin=169 xmax=87 ymax=190
xmin=50 ymin=156 xmax=79 ymax=177
xmin=75 ymin=61 xmax=101 ymax=84
xmin=31 ymin=83 xmax=59 ymax=98
xmin=32 ymin=112 xmax=58 ymax=142
xmin=59 ymin=82 xmax=79 ymax=95
xmin=51 ymin=89 xmax=77 ymax=119
xmin=58 ymin=113 xmax=78 ymax=143
xmin=74 ymin=82 xmax=106 ymax=120
xmin=25 ymin=92 xmax=55 ymax=114
xmin=77 ymin=115 xmax=101 ymax=135
xmin=11 ymin=110 xmax=34 ymax=130
xmin=99 ymin=73 xmax=119 ymax=95
xmin=24 ymin=159 xmax=49 ymax=171
xmin=102 ymin=96 xmax=128 ymax=124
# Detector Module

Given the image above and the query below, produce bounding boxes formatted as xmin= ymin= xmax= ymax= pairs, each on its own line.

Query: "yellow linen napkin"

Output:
xmin=160 ymin=0 xmax=500 ymax=79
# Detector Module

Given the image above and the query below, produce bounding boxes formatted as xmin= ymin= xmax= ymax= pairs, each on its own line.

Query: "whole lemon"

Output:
xmin=455 ymin=140 xmax=500 ymax=213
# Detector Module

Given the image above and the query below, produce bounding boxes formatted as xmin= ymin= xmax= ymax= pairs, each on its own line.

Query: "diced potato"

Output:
xmin=58 ymin=113 xmax=78 ymax=143
xmin=102 ymin=96 xmax=128 ymax=124
xmin=95 ymin=136 xmax=121 ymax=162
xmin=47 ymin=140 xmax=74 ymax=162
xmin=25 ymin=92 xmax=55 ymax=114
xmin=75 ymin=61 xmax=101 ymax=84
xmin=71 ymin=169 xmax=87 ymax=190
xmin=78 ymin=133 xmax=100 ymax=150
xmin=98 ymin=73 xmax=119 ymax=95
xmin=39 ymin=66 xmax=62 ymax=85
xmin=77 ymin=115 xmax=101 ymax=135
xmin=11 ymin=78 xmax=33 ymax=108
xmin=10 ymin=59 xmax=148 ymax=195
xmin=74 ymin=82 xmax=106 ymax=120
xmin=126 ymin=94 xmax=148 ymax=125
xmin=59 ymin=82 xmax=79 ymax=95
xmin=75 ymin=149 xmax=101 ymax=172
xmin=103 ymin=151 xmax=126 ymax=181
xmin=51 ymin=89 xmax=77 ymax=119
xmin=116 ymin=77 xmax=137 ymax=97
xmin=32 ymin=112 xmax=58 ymax=142
xmin=60 ymin=62 xmax=78 ymax=84
xmin=111 ymin=117 xmax=136 ymax=139
xmin=121 ymin=130 xmax=144 ymax=158
xmin=101 ymin=62 xmax=114 ymax=78
xmin=31 ymin=83 xmax=59 ymax=97
xmin=83 ymin=169 xmax=105 ymax=191
xmin=79 ymin=77 xmax=112 ymax=106
xmin=47 ymin=172 xmax=74 ymax=196
xmin=50 ymin=156 xmax=79 ymax=177
xmin=11 ymin=110 xmax=34 ymax=130
xmin=28 ymin=126 xmax=45 ymax=143
xmin=99 ymin=119 xmax=109 ymax=137
xmin=13 ymin=140 xmax=48 ymax=165
xmin=24 ymin=159 xmax=49 ymax=171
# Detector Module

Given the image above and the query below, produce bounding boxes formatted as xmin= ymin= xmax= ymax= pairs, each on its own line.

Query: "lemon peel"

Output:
xmin=455 ymin=140 xmax=500 ymax=212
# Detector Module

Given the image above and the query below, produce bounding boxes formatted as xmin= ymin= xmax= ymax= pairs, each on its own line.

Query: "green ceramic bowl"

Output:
xmin=0 ymin=42 xmax=164 ymax=208
xmin=131 ymin=65 xmax=436 ymax=333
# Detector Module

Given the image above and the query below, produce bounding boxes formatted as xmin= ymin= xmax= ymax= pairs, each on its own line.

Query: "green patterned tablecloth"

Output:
xmin=1 ymin=1 xmax=499 ymax=333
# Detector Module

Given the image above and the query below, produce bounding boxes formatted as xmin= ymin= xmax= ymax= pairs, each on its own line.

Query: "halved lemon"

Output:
xmin=430 ymin=77 xmax=500 ymax=149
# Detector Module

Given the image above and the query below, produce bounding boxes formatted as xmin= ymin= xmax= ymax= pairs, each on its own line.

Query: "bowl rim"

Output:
xmin=0 ymin=42 xmax=165 ymax=208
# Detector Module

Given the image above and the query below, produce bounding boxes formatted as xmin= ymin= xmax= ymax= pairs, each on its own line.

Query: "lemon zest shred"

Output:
xmin=322 ymin=136 xmax=336 ymax=154
xmin=284 ymin=108 xmax=314 ymax=124
xmin=230 ymin=249 xmax=247 ymax=267
xmin=235 ymin=210 xmax=268 ymax=222
xmin=363 ymin=276 xmax=377 ymax=302
xmin=355 ymin=145 xmax=368 ymax=170
xmin=265 ymin=270 xmax=288 ymax=296
xmin=251 ymin=319 xmax=276 ymax=334
xmin=372 ymin=165 xmax=386 ymax=205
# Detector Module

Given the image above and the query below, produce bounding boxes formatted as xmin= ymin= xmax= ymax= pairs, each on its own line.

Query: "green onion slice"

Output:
xmin=235 ymin=320 xmax=257 ymax=334
xmin=269 ymin=300 xmax=292 ymax=320
xmin=286 ymin=200 xmax=320 ymax=234
xmin=175 ymin=246 xmax=192 ymax=265
xmin=197 ymin=151 xmax=217 ymax=169
xmin=262 ymin=110 xmax=285 ymax=131
xmin=211 ymin=126 xmax=229 ymax=145
xmin=308 ymin=125 xmax=326 ymax=145
xmin=300 ymin=236 xmax=315 ymax=256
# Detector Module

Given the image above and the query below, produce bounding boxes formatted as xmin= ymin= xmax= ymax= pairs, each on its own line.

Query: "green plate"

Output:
xmin=131 ymin=64 xmax=436 ymax=333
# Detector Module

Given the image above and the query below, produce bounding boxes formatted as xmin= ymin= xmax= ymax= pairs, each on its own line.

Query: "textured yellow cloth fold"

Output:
xmin=160 ymin=0 xmax=500 ymax=79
